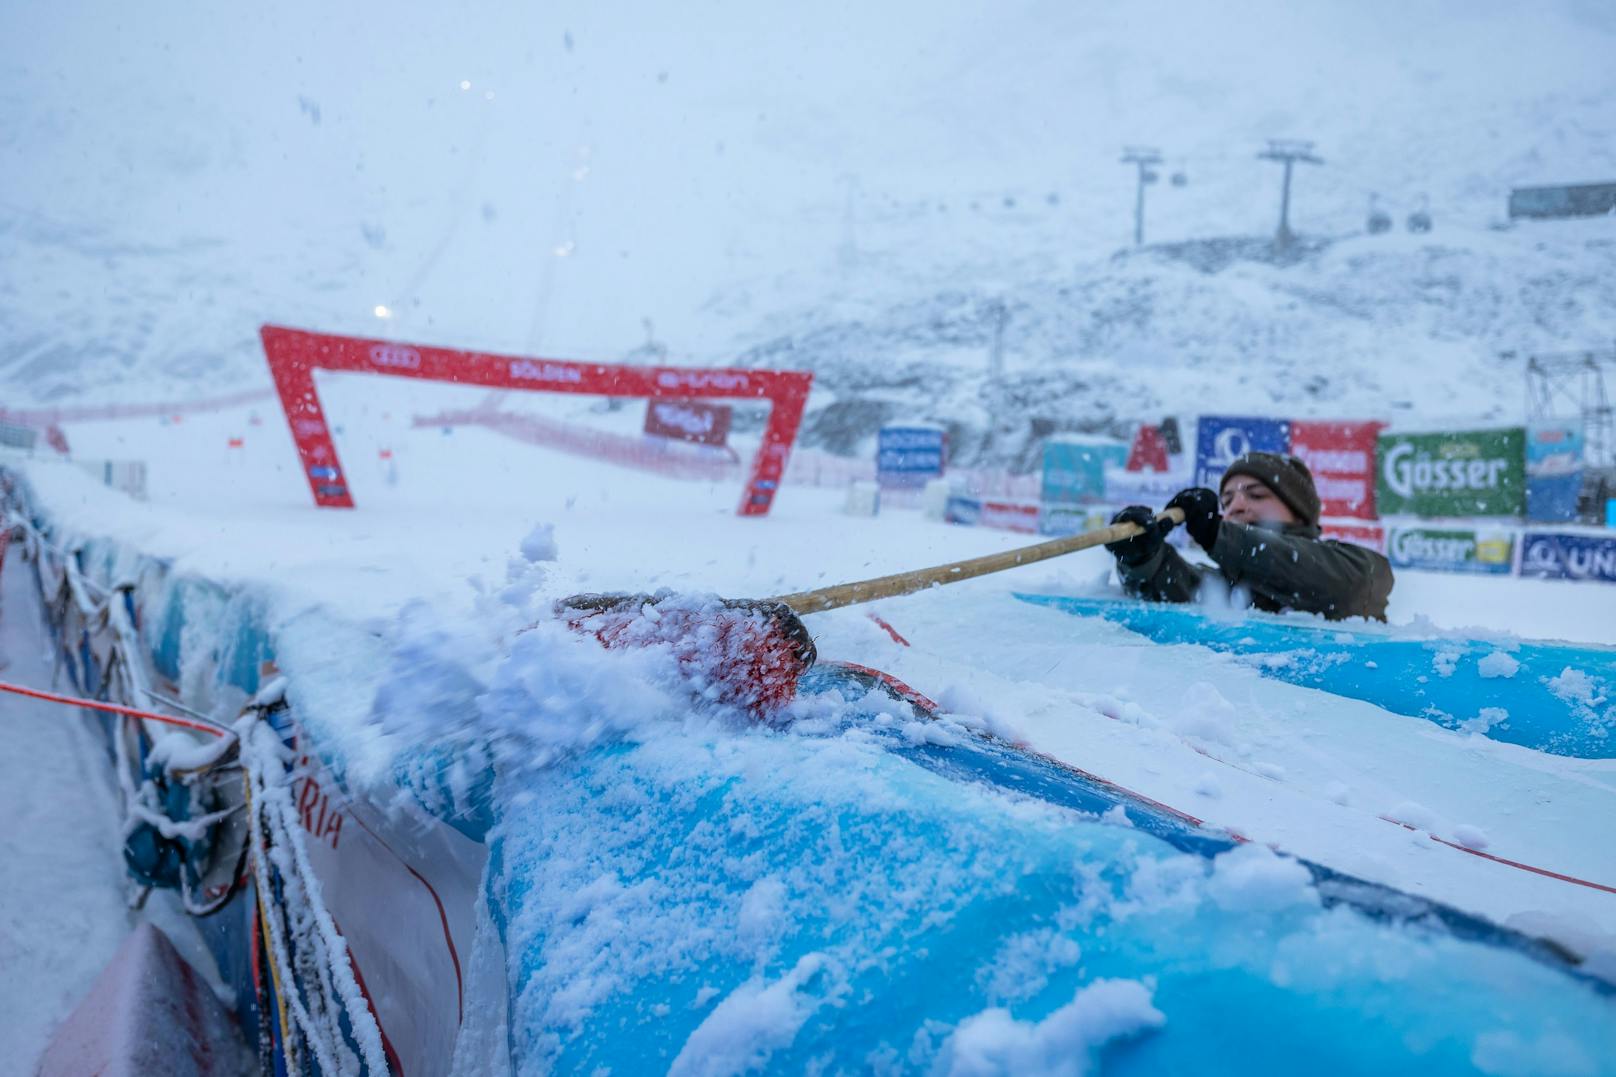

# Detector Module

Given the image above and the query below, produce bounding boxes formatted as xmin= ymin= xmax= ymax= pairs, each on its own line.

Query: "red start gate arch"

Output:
xmin=260 ymin=325 xmax=812 ymax=516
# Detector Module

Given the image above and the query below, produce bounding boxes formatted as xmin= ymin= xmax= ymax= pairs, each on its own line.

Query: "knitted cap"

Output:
xmin=1219 ymin=451 xmax=1321 ymax=526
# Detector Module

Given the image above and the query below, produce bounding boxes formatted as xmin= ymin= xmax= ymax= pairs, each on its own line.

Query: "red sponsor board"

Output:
xmin=1289 ymin=420 xmax=1382 ymax=520
xmin=1321 ymin=520 xmax=1386 ymax=553
xmin=644 ymin=399 xmax=732 ymax=447
xmin=980 ymin=499 xmax=1041 ymax=533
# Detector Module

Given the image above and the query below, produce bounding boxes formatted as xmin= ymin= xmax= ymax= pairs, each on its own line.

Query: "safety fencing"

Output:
xmin=0 ymin=468 xmax=409 ymax=1074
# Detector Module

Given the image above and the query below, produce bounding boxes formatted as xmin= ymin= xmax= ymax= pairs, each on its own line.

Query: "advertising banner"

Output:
xmin=1386 ymin=526 xmax=1515 ymax=575
xmin=644 ymin=400 xmax=732 ymax=447
xmin=1125 ymin=424 xmax=1170 ymax=472
xmin=292 ymin=749 xmax=493 ymax=1077
xmin=1194 ymin=416 xmax=1290 ymax=488
xmin=1290 ymin=420 xmax=1381 ymax=519
xmin=1320 ymin=521 xmax=1387 ymax=554
xmin=1519 ymin=531 xmax=1616 ymax=584
xmin=1375 ymin=427 xmax=1525 ymax=518
xmin=944 ymin=495 xmax=982 ymax=527
xmin=945 ymin=495 xmax=1039 ymax=533
xmin=1104 ymin=468 xmax=1190 ymax=508
xmin=1040 ymin=504 xmax=1112 ymax=537
xmin=979 ymin=499 xmax=1040 ymax=533
xmin=877 ymin=424 xmax=947 ymax=490
xmin=1042 ymin=437 xmax=1127 ymax=504
xmin=1525 ymin=422 xmax=1584 ymax=522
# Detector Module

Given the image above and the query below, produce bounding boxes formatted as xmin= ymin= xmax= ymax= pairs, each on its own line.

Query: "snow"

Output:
xmin=667 ymin=953 xmax=845 ymax=1077
xmin=1206 ymin=845 xmax=1320 ymax=913
xmin=1479 ymin=651 xmax=1522 ymax=679
xmin=934 ymin=978 xmax=1165 ymax=1077
xmin=0 ymin=553 xmax=134 ymax=1068
xmin=0 ymin=540 xmax=229 ymax=1073
xmin=5 ymin=0 xmax=1616 ymax=1067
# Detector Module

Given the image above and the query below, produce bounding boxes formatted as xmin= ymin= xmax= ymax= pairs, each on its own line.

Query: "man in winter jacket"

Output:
xmin=1104 ymin=451 xmax=1394 ymax=622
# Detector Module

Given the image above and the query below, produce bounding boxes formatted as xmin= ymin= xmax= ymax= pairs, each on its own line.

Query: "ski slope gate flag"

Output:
xmin=260 ymin=325 xmax=811 ymax=516
xmin=1375 ymin=427 xmax=1526 ymax=518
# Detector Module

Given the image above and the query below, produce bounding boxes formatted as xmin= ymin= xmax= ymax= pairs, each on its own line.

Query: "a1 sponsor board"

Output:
xmin=1290 ymin=420 xmax=1381 ymax=520
xmin=1126 ymin=423 xmax=1171 ymax=472
xmin=1386 ymin=526 xmax=1515 ymax=574
xmin=1194 ymin=416 xmax=1290 ymax=488
xmin=1375 ymin=427 xmax=1525 ymax=518
xmin=1104 ymin=467 xmax=1192 ymax=508
xmin=1519 ymin=531 xmax=1616 ymax=584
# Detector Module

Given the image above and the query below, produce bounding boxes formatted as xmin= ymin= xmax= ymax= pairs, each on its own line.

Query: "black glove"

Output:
xmin=1105 ymin=505 xmax=1167 ymax=567
xmin=1166 ymin=487 xmax=1221 ymax=553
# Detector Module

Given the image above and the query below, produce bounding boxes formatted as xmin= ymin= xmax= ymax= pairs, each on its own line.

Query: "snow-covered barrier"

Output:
xmin=6 ymin=466 xmax=1616 ymax=1075
xmin=1015 ymin=592 xmax=1616 ymax=758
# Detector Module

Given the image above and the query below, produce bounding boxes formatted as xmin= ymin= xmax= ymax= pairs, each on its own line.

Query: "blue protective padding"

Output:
xmin=489 ymin=664 xmax=1614 ymax=1075
xmin=1014 ymin=593 xmax=1616 ymax=759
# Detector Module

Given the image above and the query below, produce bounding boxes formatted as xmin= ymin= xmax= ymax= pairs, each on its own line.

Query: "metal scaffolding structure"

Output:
xmin=1522 ymin=347 xmax=1614 ymax=469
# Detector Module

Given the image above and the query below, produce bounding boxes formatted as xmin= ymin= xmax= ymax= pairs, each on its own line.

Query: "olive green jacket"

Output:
xmin=1117 ymin=520 xmax=1395 ymax=622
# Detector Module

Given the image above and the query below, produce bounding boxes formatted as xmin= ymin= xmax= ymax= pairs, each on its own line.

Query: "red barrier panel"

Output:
xmin=1290 ymin=420 xmax=1383 ymax=520
xmin=417 ymin=408 xmax=740 ymax=482
xmin=261 ymin=325 xmax=812 ymax=515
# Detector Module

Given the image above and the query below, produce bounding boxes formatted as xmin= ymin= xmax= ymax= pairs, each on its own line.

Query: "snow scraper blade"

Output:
xmin=559 ymin=592 xmax=817 ymax=716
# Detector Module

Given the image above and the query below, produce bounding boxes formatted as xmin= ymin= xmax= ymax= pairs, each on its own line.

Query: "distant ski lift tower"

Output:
xmin=1524 ymin=347 xmax=1614 ymax=468
xmin=1258 ymin=139 xmax=1323 ymax=247
xmin=1120 ymin=146 xmax=1162 ymax=246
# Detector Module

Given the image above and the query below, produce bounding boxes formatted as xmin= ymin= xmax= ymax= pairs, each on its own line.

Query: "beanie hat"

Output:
xmin=1220 ymin=451 xmax=1321 ymax=526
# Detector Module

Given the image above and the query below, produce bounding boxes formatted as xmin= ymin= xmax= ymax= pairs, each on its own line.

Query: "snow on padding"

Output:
xmin=7 ymin=465 xmax=1615 ymax=1075
xmin=485 ymin=661 xmax=1616 ymax=1073
xmin=1016 ymin=592 xmax=1616 ymax=758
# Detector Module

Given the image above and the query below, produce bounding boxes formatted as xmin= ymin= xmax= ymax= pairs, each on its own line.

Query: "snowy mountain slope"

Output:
xmin=4 ymin=0 xmax=1616 ymax=443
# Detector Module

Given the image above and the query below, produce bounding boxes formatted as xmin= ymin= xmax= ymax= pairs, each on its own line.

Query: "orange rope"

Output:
xmin=0 ymin=679 xmax=227 ymax=738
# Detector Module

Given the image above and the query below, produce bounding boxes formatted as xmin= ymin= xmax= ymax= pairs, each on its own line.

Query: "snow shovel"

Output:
xmin=560 ymin=507 xmax=1184 ymax=714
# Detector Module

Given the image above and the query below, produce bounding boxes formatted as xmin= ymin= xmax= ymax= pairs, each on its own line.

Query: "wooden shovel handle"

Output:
xmin=771 ymin=507 xmax=1185 ymax=615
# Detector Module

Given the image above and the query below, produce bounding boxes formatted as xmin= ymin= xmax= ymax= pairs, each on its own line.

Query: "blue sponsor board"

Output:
xmin=1041 ymin=437 xmax=1127 ymax=505
xmin=943 ymin=495 xmax=981 ymax=526
xmin=1194 ymin=416 xmax=1290 ymax=488
xmin=1526 ymin=422 xmax=1584 ymax=522
xmin=877 ymin=424 xmax=946 ymax=490
xmin=1520 ymin=531 xmax=1616 ymax=584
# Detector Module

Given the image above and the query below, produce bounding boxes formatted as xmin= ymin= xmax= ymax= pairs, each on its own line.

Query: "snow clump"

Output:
xmin=1206 ymin=844 xmax=1320 ymax=913
xmin=935 ymin=978 xmax=1165 ymax=1077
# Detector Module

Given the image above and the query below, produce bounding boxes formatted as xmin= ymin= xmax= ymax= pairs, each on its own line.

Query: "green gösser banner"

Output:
xmin=1376 ymin=427 xmax=1525 ymax=518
